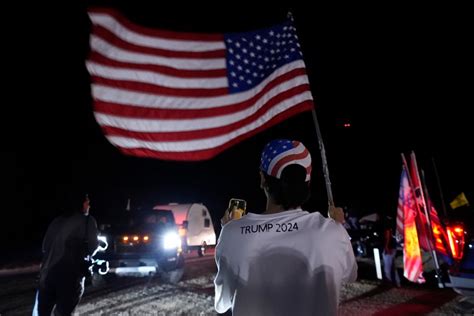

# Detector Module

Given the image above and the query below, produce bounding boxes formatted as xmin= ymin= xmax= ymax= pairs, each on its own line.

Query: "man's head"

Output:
xmin=62 ymin=190 xmax=90 ymax=216
xmin=260 ymin=139 xmax=312 ymax=210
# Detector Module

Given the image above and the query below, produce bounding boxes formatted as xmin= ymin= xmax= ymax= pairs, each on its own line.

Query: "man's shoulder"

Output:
xmin=87 ymin=214 xmax=98 ymax=223
xmin=301 ymin=211 xmax=350 ymax=238
xmin=297 ymin=210 xmax=332 ymax=226
xmin=220 ymin=217 xmax=243 ymax=232
xmin=62 ymin=213 xmax=97 ymax=226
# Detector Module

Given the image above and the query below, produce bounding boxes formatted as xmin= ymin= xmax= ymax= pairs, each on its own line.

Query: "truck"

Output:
xmin=442 ymin=207 xmax=474 ymax=298
xmin=93 ymin=209 xmax=185 ymax=284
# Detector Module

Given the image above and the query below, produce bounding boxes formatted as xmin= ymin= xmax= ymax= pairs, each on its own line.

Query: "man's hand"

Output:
xmin=328 ymin=206 xmax=345 ymax=224
xmin=220 ymin=208 xmax=232 ymax=226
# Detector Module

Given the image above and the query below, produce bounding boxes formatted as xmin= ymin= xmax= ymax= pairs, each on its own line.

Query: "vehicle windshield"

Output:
xmin=137 ymin=210 xmax=175 ymax=227
xmin=111 ymin=210 xmax=175 ymax=229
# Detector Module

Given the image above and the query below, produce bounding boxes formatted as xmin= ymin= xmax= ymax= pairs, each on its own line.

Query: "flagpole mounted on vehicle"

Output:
xmin=431 ymin=157 xmax=448 ymax=217
xmin=420 ymin=168 xmax=444 ymax=287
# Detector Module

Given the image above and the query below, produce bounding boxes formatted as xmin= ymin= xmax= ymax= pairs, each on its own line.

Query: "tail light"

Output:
xmin=446 ymin=224 xmax=465 ymax=261
xmin=432 ymin=224 xmax=448 ymax=255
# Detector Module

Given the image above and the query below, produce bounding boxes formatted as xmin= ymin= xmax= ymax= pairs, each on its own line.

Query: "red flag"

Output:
xmin=86 ymin=8 xmax=314 ymax=161
xmin=408 ymin=152 xmax=432 ymax=252
xmin=398 ymin=168 xmax=425 ymax=283
xmin=428 ymin=203 xmax=449 ymax=256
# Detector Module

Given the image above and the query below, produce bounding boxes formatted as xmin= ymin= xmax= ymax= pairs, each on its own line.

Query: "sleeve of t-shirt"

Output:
xmin=214 ymin=225 xmax=236 ymax=314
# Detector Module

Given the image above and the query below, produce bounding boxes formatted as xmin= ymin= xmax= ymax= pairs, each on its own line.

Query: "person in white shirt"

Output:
xmin=214 ymin=139 xmax=357 ymax=316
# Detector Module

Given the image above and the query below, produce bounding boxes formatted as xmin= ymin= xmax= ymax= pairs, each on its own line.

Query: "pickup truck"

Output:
xmin=93 ymin=209 xmax=184 ymax=284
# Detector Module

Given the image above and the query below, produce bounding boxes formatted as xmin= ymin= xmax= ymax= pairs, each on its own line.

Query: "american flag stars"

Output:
xmin=225 ymin=22 xmax=302 ymax=93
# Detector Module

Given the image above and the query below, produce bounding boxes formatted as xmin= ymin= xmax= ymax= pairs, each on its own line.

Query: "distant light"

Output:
xmin=344 ymin=123 xmax=351 ymax=128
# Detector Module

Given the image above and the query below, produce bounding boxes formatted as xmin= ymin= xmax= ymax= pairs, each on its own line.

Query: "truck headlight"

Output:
xmin=163 ymin=232 xmax=181 ymax=250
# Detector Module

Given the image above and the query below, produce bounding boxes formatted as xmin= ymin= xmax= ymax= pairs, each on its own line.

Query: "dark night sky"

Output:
xmin=4 ymin=2 xmax=472 ymax=253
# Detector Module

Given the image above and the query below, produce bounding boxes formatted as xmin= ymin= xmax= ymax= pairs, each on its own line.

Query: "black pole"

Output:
xmin=420 ymin=169 xmax=444 ymax=287
xmin=432 ymin=157 xmax=448 ymax=218
xmin=311 ymin=108 xmax=334 ymax=206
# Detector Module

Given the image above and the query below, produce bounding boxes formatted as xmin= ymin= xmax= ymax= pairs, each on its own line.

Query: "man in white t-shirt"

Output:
xmin=214 ymin=139 xmax=357 ymax=316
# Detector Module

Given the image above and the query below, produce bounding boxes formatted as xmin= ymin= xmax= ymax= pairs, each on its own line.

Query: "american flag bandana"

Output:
xmin=260 ymin=139 xmax=312 ymax=181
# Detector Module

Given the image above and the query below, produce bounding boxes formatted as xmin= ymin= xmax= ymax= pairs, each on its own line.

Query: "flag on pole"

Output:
xmin=408 ymin=152 xmax=432 ymax=252
xmin=398 ymin=168 xmax=425 ymax=283
xmin=450 ymin=192 xmax=469 ymax=209
xmin=86 ymin=8 xmax=314 ymax=161
xmin=428 ymin=203 xmax=450 ymax=259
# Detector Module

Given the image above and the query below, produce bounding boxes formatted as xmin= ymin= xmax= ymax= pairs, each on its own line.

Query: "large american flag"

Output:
xmin=86 ymin=8 xmax=314 ymax=160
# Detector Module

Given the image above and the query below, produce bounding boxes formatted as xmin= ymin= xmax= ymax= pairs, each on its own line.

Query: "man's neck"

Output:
xmin=263 ymin=199 xmax=285 ymax=214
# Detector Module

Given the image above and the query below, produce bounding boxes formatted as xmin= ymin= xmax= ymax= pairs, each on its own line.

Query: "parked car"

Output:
xmin=347 ymin=213 xmax=383 ymax=258
xmin=442 ymin=206 xmax=474 ymax=296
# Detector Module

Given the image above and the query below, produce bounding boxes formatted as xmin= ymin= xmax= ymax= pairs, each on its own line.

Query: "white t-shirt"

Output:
xmin=214 ymin=208 xmax=357 ymax=316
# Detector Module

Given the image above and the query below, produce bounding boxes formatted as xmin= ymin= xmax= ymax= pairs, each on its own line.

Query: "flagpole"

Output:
xmin=311 ymin=108 xmax=334 ymax=206
xmin=284 ymin=13 xmax=333 ymax=206
xmin=420 ymin=168 xmax=443 ymax=287
xmin=431 ymin=157 xmax=448 ymax=217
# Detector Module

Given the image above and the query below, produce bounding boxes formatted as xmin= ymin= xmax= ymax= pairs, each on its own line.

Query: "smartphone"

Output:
xmin=228 ymin=198 xmax=247 ymax=220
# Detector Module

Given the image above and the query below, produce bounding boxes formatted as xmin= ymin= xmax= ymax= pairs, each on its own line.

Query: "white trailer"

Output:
xmin=153 ymin=203 xmax=216 ymax=255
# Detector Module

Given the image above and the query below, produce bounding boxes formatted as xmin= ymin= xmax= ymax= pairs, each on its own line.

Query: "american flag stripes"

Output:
xmin=86 ymin=8 xmax=314 ymax=160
